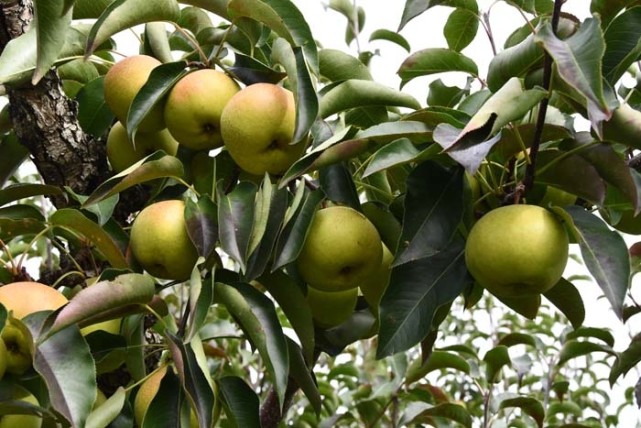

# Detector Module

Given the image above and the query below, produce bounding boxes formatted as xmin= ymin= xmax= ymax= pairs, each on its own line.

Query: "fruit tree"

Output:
xmin=1 ymin=0 xmax=641 ymax=426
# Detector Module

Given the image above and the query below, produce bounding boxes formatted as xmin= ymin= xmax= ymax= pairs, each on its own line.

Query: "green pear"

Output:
xmin=129 ymin=200 xmax=199 ymax=281
xmin=220 ymin=83 xmax=306 ymax=175
xmin=1 ymin=321 xmax=32 ymax=375
xmin=164 ymin=69 xmax=239 ymax=150
xmin=106 ymin=121 xmax=179 ymax=173
xmin=359 ymin=243 xmax=393 ymax=316
xmin=103 ymin=55 xmax=165 ymax=132
xmin=0 ymin=337 xmax=7 ymax=380
xmin=465 ymin=204 xmax=569 ymax=298
xmin=306 ymin=286 xmax=358 ymax=329
xmin=297 ymin=206 xmax=383 ymax=292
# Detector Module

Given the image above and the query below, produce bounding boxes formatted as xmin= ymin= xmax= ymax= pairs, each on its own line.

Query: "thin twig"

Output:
xmin=520 ymin=0 xmax=565 ymax=198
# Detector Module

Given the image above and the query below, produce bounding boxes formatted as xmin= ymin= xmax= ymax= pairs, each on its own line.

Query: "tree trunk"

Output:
xmin=0 ymin=0 xmax=110 ymax=208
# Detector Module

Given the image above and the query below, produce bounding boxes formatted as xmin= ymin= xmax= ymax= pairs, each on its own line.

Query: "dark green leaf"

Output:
xmin=127 ymin=61 xmax=188 ymax=141
xmin=560 ymin=206 xmax=629 ymax=319
xmin=369 ymin=29 xmax=411 ymax=52
xmin=0 ymin=134 xmax=29 ymax=186
xmin=33 ymin=0 xmax=73 ymax=84
xmin=142 ymin=367 xmax=182 ymax=428
xmin=402 ymin=402 xmax=472 ymax=427
xmin=76 ymin=76 xmax=114 ymax=138
xmin=218 ymin=376 xmax=261 ymax=428
xmin=566 ymin=327 xmax=615 ymax=347
xmin=377 ymin=238 xmax=469 ymax=358
xmin=319 ymin=163 xmax=360 ymax=210
xmin=286 ymin=338 xmax=321 ymax=414
xmin=487 ymin=34 xmax=544 ymax=92
xmin=427 ymin=78 xmax=469 ymax=108
xmin=543 ymin=278 xmax=585 ymax=330
xmin=557 ymin=339 xmax=616 ymax=366
xmin=602 ymin=7 xmax=641 ymax=84
xmin=498 ymin=397 xmax=544 ymax=428
xmin=484 ymin=345 xmax=511 ymax=383
xmin=217 ymin=181 xmax=257 ymax=273
xmin=166 ymin=333 xmax=215 ymax=428
xmin=0 ymin=183 xmax=62 ymax=207
xmin=216 ymin=282 xmax=289 ymax=407
xmin=229 ymin=53 xmax=287 ymax=85
xmin=185 ymin=196 xmax=218 ymax=260
xmin=610 ymin=333 xmax=641 ymax=384
xmin=363 ymin=138 xmax=420 ymax=178
xmin=395 ymin=162 xmax=464 ymax=265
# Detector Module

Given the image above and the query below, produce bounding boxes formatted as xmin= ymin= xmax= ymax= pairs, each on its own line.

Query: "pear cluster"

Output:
xmin=297 ymin=206 xmax=392 ymax=328
xmin=103 ymin=55 xmax=305 ymax=177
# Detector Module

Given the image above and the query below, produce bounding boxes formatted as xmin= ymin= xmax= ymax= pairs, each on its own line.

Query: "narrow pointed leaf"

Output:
xmin=86 ymin=0 xmax=180 ymax=55
xmin=166 ymin=333 xmax=215 ymax=428
xmin=602 ymin=7 xmax=641 ymax=84
xmin=127 ymin=61 xmax=188 ymax=141
xmin=319 ymin=79 xmax=420 ymax=118
xmin=25 ymin=312 xmax=96 ymax=428
xmin=543 ymin=278 xmax=585 ymax=330
xmin=377 ymin=238 xmax=469 ymax=358
xmin=247 ymin=176 xmax=274 ymax=258
xmin=83 ymin=151 xmax=184 ymax=206
xmin=560 ymin=206 xmax=629 ymax=319
xmin=50 ymin=208 xmax=128 ymax=269
xmin=186 ymin=270 xmax=214 ymax=342
xmin=286 ymin=338 xmax=321 ymax=414
xmin=217 ymin=181 xmax=257 ymax=272
xmin=142 ymin=368 xmax=182 ymax=428
xmin=363 ymin=138 xmax=421 ymax=178
xmin=33 ymin=0 xmax=74 ymax=84
xmin=218 ymin=376 xmax=261 ymax=428
xmin=610 ymin=333 xmax=641 ymax=384
xmin=0 ymin=183 xmax=62 ymax=207
xmin=557 ymin=339 xmax=616 ymax=367
xmin=85 ymin=387 xmax=127 ymax=428
xmin=215 ymin=282 xmax=289 ymax=408
xmin=398 ymin=0 xmax=443 ymax=31
xmin=395 ymin=162 xmax=464 ymax=265
xmin=398 ymin=48 xmax=478 ymax=87
xmin=185 ymin=197 xmax=218 ymax=260
xmin=0 ymin=134 xmax=30 ymax=187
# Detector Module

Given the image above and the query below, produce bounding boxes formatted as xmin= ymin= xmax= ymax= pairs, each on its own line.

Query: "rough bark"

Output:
xmin=0 ymin=0 xmax=110 ymax=208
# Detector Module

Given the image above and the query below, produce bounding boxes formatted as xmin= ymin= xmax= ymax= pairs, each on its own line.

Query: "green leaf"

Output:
xmin=127 ymin=61 xmax=188 ymax=141
xmin=85 ymin=387 xmax=127 ymax=428
xmin=395 ymin=162 xmax=464 ymax=265
xmin=427 ymin=78 xmax=470 ymax=108
xmin=186 ymin=271 xmax=214 ymax=342
xmin=272 ymin=188 xmax=324 ymax=271
xmin=560 ymin=206 xmax=629 ymax=319
xmin=535 ymin=18 xmax=613 ymax=132
xmin=363 ymin=138 xmax=421 ymax=178
xmin=73 ymin=0 xmax=113 ymax=19
xmin=369 ymin=29 xmax=411 ymax=52
xmin=50 ymin=208 xmax=129 ymax=269
xmin=65 ymin=187 xmax=118 ymax=226
xmin=319 ymin=48 xmax=373 ymax=81
xmin=215 ymin=282 xmax=289 ymax=408
xmin=319 ymin=162 xmax=360 ymax=210
xmin=33 ymin=0 xmax=74 ymax=84
xmin=398 ymin=48 xmax=478 ymax=87
xmin=566 ymin=327 xmax=615 ymax=347
xmin=142 ymin=367 xmax=182 ymax=428
xmin=398 ymin=0 xmax=448 ymax=31
xmin=543 ymin=278 xmax=585 ymax=330
xmin=228 ymin=0 xmax=318 ymax=74
xmin=185 ymin=197 xmax=218 ymax=260
xmin=407 ymin=350 xmax=470 ymax=384
xmin=377 ymin=238 xmax=469 ymax=358
xmin=319 ymin=79 xmax=420 ymax=118
xmin=286 ymin=338 xmax=322 ymax=414
xmin=402 ymin=402 xmax=472 ymax=428
xmin=0 ymin=183 xmax=62 ymax=207
xmin=230 ymin=53 xmax=287 ymax=85
xmin=484 ymin=345 xmax=511 ymax=383
xmin=602 ymin=7 xmax=641 ymax=84
xmin=444 ymin=8 xmax=478 ymax=52
xmin=218 ymin=376 xmax=261 ymax=428
xmin=47 ymin=273 xmax=154 ymax=336
xmin=86 ymin=0 xmax=180 ymax=55
xmin=144 ymin=22 xmax=173 ymax=64
xmin=166 ymin=333 xmax=215 ymax=428
xmin=0 ymin=217 xmax=46 ymax=241
xmin=610 ymin=333 xmax=641 ymax=384
xmin=498 ymin=397 xmax=544 ymax=428
xmin=217 ymin=181 xmax=257 ymax=273
xmin=83 ymin=151 xmax=184 ymax=206
xmin=76 ymin=76 xmax=114 ymax=138
xmin=0 ymin=134 xmax=29 ymax=186
xmin=487 ymin=34 xmax=544 ymax=92
xmin=25 ymin=312 xmax=97 ymax=428
xmin=557 ymin=339 xmax=616 ymax=367
xmin=259 ymin=270 xmax=315 ymax=363
xmin=498 ymin=333 xmax=538 ymax=348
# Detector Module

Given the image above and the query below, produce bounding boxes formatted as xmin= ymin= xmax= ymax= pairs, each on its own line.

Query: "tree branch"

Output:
xmin=0 ymin=0 xmax=110 ymax=208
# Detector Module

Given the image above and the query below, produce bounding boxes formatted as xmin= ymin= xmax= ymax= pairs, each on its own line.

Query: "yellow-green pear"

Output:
xmin=129 ymin=200 xmax=199 ymax=281
xmin=359 ymin=243 xmax=393 ymax=316
xmin=297 ymin=206 xmax=383 ymax=292
xmin=164 ymin=69 xmax=239 ymax=150
xmin=465 ymin=204 xmax=569 ymax=298
xmin=103 ymin=55 xmax=165 ymax=132
xmin=220 ymin=83 xmax=306 ymax=175
xmin=306 ymin=286 xmax=358 ymax=329
xmin=106 ymin=121 xmax=179 ymax=173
